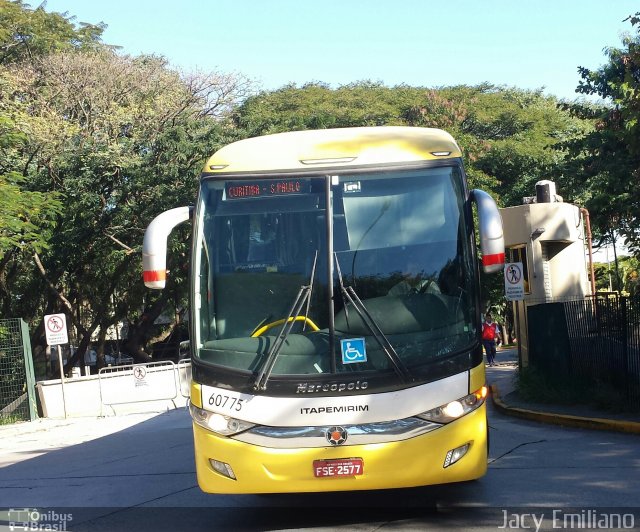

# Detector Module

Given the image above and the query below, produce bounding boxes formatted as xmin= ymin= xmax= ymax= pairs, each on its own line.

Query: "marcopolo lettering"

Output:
xmin=296 ymin=381 xmax=368 ymax=394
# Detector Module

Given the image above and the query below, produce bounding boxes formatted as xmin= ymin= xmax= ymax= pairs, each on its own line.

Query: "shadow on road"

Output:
xmin=2 ymin=382 xmax=640 ymax=531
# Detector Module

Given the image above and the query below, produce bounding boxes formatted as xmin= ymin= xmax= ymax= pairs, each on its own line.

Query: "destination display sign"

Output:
xmin=225 ymin=179 xmax=310 ymax=200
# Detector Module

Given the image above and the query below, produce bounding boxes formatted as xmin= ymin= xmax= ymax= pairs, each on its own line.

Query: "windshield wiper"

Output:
xmin=335 ymin=254 xmax=413 ymax=384
xmin=253 ymin=252 xmax=318 ymax=391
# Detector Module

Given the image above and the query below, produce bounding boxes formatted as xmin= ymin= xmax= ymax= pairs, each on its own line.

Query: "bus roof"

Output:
xmin=202 ymin=126 xmax=462 ymax=174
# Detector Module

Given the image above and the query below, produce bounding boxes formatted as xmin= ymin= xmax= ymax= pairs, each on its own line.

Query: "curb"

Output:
xmin=490 ymin=384 xmax=640 ymax=435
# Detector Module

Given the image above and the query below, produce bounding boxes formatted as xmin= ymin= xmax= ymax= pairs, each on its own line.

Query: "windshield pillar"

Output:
xmin=326 ymin=175 xmax=336 ymax=371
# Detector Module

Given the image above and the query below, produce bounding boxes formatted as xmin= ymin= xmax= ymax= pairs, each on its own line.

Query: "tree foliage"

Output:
xmin=232 ymin=81 xmax=416 ymax=136
xmin=593 ymin=255 xmax=640 ymax=302
xmin=0 ymin=0 xmax=104 ymax=64
xmin=1 ymin=44 xmax=252 ymax=371
xmin=0 ymin=78 xmax=61 ymax=258
xmin=559 ymin=14 xmax=640 ymax=255
xmin=0 ymin=0 xmax=102 ymax=309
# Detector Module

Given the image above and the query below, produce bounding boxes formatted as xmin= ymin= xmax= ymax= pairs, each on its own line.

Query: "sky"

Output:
xmin=42 ymin=0 xmax=639 ymax=101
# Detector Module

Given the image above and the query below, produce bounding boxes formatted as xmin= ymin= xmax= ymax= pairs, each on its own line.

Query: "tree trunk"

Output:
xmin=122 ymin=289 xmax=173 ymax=362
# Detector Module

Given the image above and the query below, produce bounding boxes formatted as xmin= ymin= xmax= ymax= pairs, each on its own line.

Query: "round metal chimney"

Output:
xmin=535 ymin=180 xmax=556 ymax=203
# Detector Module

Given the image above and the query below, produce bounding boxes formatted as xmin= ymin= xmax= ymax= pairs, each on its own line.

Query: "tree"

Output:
xmin=0 ymin=0 xmax=105 ymax=65
xmin=560 ymin=14 xmax=640 ymax=257
xmin=0 ymin=0 xmax=102 ymax=322
xmin=0 ymin=65 xmax=63 ymax=321
xmin=2 ymin=49 xmax=252 ymax=372
xmin=403 ymin=86 xmax=496 ymax=191
xmin=232 ymin=81 xmax=419 ymax=136
xmin=0 ymin=107 xmax=62 ymax=258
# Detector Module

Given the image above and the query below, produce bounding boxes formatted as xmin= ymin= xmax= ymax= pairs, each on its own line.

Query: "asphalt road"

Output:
xmin=1 ymin=368 xmax=639 ymax=531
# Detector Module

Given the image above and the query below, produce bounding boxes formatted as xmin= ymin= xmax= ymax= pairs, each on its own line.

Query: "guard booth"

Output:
xmin=499 ymin=180 xmax=594 ymax=368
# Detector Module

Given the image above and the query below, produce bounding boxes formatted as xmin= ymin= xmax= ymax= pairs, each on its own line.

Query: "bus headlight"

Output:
xmin=416 ymin=386 xmax=487 ymax=424
xmin=189 ymin=403 xmax=255 ymax=436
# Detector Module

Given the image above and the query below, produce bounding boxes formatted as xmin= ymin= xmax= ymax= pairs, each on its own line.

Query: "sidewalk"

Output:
xmin=486 ymin=347 xmax=640 ymax=435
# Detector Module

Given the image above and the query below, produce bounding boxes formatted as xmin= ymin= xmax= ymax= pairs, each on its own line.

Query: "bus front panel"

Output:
xmin=189 ymin=162 xmax=487 ymax=493
xmin=193 ymin=399 xmax=487 ymax=494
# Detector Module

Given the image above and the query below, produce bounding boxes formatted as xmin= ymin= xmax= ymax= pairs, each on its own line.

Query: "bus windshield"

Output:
xmin=193 ymin=165 xmax=477 ymax=382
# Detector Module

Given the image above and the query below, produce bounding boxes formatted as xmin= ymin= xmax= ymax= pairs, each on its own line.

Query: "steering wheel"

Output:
xmin=251 ymin=316 xmax=319 ymax=337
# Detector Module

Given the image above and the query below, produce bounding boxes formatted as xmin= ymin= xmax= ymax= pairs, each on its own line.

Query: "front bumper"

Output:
xmin=193 ymin=403 xmax=487 ymax=494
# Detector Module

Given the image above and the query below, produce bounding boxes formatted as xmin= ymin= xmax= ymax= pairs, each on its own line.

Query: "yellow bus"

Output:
xmin=142 ymin=126 xmax=504 ymax=494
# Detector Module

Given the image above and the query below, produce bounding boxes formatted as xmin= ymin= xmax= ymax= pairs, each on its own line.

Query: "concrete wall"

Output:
xmin=37 ymin=361 xmax=191 ymax=418
xmin=500 ymin=202 xmax=591 ymax=301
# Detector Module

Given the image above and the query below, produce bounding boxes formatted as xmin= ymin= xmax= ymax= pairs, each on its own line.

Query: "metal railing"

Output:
xmin=563 ymin=294 xmax=640 ymax=407
xmin=98 ymin=359 xmax=191 ymax=415
xmin=529 ymin=294 xmax=640 ymax=408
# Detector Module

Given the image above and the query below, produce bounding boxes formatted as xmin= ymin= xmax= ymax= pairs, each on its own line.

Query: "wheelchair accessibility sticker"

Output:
xmin=341 ymin=338 xmax=367 ymax=364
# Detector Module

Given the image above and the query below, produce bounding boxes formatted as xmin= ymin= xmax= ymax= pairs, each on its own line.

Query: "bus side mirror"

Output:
xmin=142 ymin=206 xmax=193 ymax=289
xmin=470 ymin=189 xmax=504 ymax=274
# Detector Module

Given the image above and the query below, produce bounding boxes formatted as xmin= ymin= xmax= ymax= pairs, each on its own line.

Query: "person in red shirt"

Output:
xmin=481 ymin=313 xmax=501 ymax=366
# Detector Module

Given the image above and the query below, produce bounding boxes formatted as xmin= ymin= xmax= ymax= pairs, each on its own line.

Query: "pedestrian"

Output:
xmin=481 ymin=313 xmax=501 ymax=366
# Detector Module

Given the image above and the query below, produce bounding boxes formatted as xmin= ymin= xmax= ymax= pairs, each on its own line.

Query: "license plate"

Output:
xmin=313 ymin=458 xmax=364 ymax=478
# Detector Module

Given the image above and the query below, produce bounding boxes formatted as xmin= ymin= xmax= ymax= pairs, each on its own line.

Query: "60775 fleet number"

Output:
xmin=207 ymin=392 xmax=244 ymax=412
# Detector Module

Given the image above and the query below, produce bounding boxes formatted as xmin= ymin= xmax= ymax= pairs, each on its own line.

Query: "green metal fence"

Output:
xmin=0 ymin=319 xmax=37 ymax=423
xmin=528 ymin=295 xmax=640 ymax=409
